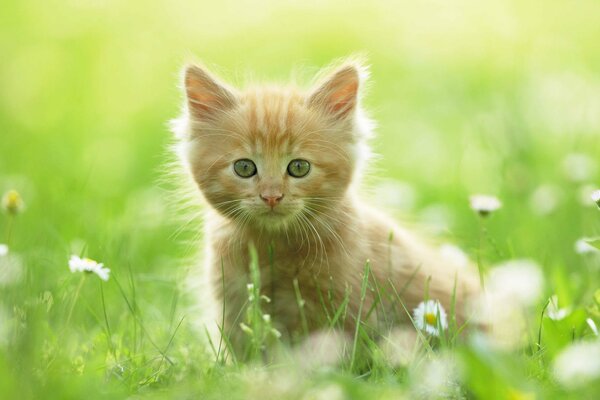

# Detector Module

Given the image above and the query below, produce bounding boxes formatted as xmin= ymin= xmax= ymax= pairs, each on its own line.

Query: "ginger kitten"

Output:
xmin=172 ymin=59 xmax=480 ymax=354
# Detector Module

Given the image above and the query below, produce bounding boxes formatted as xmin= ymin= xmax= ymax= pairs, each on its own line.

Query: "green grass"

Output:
xmin=1 ymin=0 xmax=600 ymax=398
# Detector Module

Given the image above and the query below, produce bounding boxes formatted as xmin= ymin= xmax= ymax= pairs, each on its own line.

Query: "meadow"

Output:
xmin=1 ymin=0 xmax=600 ymax=398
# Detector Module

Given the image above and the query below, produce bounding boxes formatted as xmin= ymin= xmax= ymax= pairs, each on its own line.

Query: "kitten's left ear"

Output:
xmin=308 ymin=62 xmax=367 ymax=120
xmin=183 ymin=64 xmax=238 ymax=121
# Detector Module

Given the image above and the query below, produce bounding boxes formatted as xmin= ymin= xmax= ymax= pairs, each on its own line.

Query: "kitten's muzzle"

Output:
xmin=260 ymin=193 xmax=284 ymax=208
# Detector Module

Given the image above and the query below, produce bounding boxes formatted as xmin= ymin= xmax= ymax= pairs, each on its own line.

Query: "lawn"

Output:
xmin=1 ymin=0 xmax=600 ymax=398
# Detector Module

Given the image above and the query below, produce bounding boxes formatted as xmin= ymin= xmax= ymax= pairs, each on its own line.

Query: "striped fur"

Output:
xmin=172 ymin=59 xmax=480 ymax=351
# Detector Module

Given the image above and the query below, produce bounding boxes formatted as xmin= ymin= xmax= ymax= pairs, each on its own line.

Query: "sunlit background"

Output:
xmin=1 ymin=0 xmax=600 ymax=398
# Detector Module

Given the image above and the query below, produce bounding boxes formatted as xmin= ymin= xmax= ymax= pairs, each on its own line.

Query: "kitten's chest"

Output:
xmin=216 ymin=236 xmax=349 ymax=319
xmin=226 ymin=237 xmax=338 ymax=281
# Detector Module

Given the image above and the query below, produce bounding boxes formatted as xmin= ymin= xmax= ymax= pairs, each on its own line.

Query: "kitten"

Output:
xmin=172 ymin=59 xmax=480 ymax=354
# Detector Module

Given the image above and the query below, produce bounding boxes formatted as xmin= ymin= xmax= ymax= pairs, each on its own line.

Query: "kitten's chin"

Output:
xmin=253 ymin=210 xmax=298 ymax=231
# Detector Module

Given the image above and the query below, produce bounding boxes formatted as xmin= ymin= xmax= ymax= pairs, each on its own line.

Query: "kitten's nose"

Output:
xmin=260 ymin=193 xmax=284 ymax=208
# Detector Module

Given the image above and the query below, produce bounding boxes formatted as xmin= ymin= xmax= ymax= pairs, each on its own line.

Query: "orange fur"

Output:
xmin=172 ymin=59 xmax=480 ymax=350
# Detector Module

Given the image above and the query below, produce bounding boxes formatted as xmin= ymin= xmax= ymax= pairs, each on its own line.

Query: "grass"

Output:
xmin=1 ymin=0 xmax=600 ymax=398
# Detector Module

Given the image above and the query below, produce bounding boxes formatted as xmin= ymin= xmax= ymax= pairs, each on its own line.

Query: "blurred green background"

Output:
xmin=1 ymin=0 xmax=600 ymax=398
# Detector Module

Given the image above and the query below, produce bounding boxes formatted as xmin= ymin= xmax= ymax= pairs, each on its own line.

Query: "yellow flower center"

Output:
xmin=425 ymin=312 xmax=437 ymax=326
xmin=2 ymin=190 xmax=23 ymax=215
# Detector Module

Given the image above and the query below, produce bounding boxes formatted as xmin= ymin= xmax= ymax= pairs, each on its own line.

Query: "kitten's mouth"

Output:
xmin=255 ymin=206 xmax=299 ymax=225
xmin=261 ymin=208 xmax=289 ymax=217
xmin=241 ymin=200 xmax=304 ymax=228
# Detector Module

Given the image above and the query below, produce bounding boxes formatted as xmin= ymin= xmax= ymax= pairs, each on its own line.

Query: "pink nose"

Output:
xmin=260 ymin=194 xmax=283 ymax=208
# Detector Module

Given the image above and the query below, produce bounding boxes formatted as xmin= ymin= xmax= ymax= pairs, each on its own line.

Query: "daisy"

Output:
xmin=546 ymin=295 xmax=570 ymax=321
xmin=68 ymin=255 xmax=110 ymax=281
xmin=0 ymin=244 xmax=8 ymax=257
xmin=487 ymin=259 xmax=543 ymax=306
xmin=413 ymin=300 xmax=448 ymax=336
xmin=472 ymin=260 xmax=543 ymax=350
xmin=553 ymin=341 xmax=600 ymax=388
xmin=469 ymin=194 xmax=502 ymax=216
xmin=412 ymin=353 xmax=459 ymax=398
xmin=1 ymin=190 xmax=25 ymax=215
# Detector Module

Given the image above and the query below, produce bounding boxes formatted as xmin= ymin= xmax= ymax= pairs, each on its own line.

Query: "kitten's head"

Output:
xmin=173 ymin=59 xmax=372 ymax=231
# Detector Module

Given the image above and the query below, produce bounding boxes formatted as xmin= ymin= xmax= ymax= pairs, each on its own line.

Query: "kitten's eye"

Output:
xmin=233 ymin=159 xmax=257 ymax=178
xmin=287 ymin=159 xmax=311 ymax=178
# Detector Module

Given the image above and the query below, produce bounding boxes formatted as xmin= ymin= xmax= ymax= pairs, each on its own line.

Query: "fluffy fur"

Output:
xmin=171 ymin=59 xmax=480 ymax=352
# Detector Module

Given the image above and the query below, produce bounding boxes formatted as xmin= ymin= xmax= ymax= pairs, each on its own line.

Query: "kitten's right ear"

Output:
xmin=183 ymin=64 xmax=238 ymax=120
xmin=307 ymin=62 xmax=366 ymax=121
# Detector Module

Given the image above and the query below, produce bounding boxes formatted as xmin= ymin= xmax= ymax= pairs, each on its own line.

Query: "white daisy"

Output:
xmin=411 ymin=353 xmax=459 ymax=398
xmin=413 ymin=300 xmax=448 ymax=336
xmin=472 ymin=260 xmax=543 ymax=350
xmin=0 ymin=244 xmax=8 ymax=257
xmin=546 ymin=295 xmax=570 ymax=321
xmin=68 ymin=255 xmax=110 ymax=281
xmin=472 ymin=292 xmax=525 ymax=350
xmin=469 ymin=194 xmax=502 ymax=216
xmin=487 ymin=259 xmax=544 ymax=306
xmin=553 ymin=341 xmax=600 ymax=388
xmin=592 ymin=189 xmax=600 ymax=207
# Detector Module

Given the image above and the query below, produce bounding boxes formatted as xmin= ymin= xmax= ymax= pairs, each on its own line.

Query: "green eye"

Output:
xmin=233 ymin=159 xmax=257 ymax=178
xmin=287 ymin=159 xmax=310 ymax=178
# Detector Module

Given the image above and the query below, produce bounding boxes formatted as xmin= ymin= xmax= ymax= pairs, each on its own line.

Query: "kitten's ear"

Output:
xmin=308 ymin=63 xmax=366 ymax=120
xmin=183 ymin=64 xmax=238 ymax=120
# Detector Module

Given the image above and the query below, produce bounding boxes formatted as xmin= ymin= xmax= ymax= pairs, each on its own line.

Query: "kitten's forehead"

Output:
xmin=194 ymin=84 xmax=352 ymax=163
xmin=240 ymin=86 xmax=312 ymax=146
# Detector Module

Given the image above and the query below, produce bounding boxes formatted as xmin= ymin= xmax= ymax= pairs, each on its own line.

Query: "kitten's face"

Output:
xmin=179 ymin=63 xmax=366 ymax=231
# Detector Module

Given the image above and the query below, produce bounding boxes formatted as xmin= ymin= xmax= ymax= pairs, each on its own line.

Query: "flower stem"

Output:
xmin=5 ymin=215 xmax=14 ymax=244
xmin=66 ymin=274 xmax=86 ymax=325
xmin=477 ymin=217 xmax=486 ymax=290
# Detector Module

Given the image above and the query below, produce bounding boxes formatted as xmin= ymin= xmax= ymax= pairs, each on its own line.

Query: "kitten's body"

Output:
xmin=207 ymin=200 xmax=477 ymax=337
xmin=173 ymin=60 xmax=479 ymax=351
